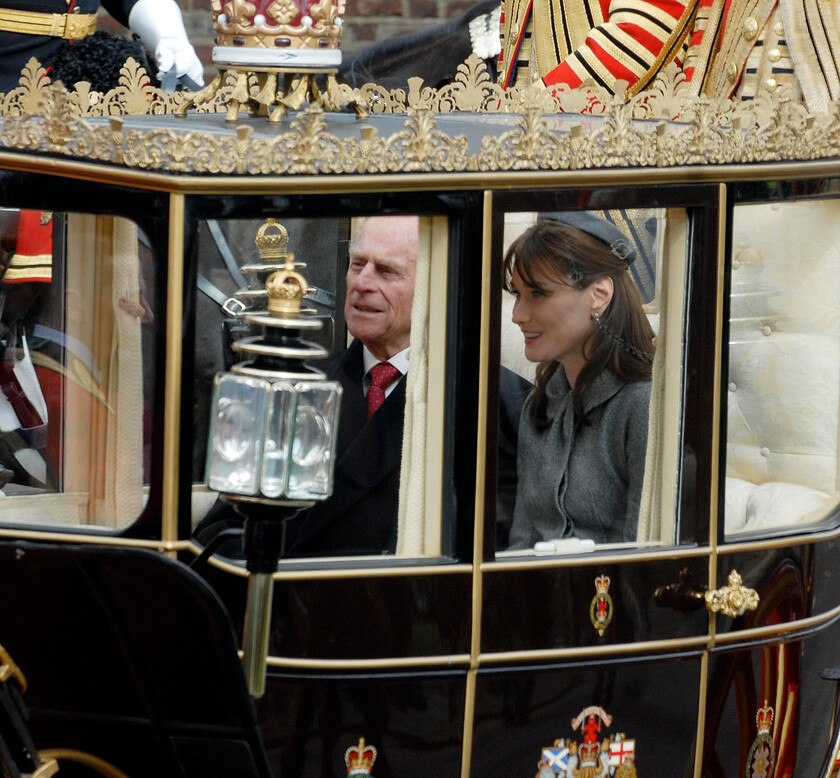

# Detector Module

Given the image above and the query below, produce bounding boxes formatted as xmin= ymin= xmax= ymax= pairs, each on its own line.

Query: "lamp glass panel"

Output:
xmin=286 ymin=381 xmax=342 ymax=500
xmin=260 ymin=380 xmax=295 ymax=498
xmin=206 ymin=373 xmax=269 ymax=495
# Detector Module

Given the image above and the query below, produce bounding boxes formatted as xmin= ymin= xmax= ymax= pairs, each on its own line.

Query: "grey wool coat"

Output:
xmin=508 ymin=366 xmax=651 ymax=550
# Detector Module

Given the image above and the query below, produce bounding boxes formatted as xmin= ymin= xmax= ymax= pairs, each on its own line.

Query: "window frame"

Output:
xmin=183 ymin=189 xmax=486 ymax=568
xmin=486 ymin=184 xmax=724 ymax=562
xmin=720 ymin=178 xmax=840 ymax=544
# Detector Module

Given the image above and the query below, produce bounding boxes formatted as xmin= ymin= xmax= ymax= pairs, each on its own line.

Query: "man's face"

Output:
xmin=344 ymin=216 xmax=418 ymax=361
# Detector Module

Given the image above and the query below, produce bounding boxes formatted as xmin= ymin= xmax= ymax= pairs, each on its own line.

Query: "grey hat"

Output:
xmin=538 ymin=211 xmax=638 ymax=264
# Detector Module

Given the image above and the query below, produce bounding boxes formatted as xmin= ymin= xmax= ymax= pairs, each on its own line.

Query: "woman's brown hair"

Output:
xmin=503 ymin=218 xmax=655 ymax=426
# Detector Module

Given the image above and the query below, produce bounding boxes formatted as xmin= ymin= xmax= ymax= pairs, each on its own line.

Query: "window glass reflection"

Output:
xmin=192 ymin=215 xmax=447 ymax=560
xmin=725 ymin=199 xmax=840 ymax=537
xmin=0 ymin=210 xmax=155 ymax=529
xmin=496 ymin=208 xmax=684 ymax=556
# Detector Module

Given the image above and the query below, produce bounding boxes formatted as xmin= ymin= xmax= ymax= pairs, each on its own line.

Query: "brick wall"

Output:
xmin=99 ymin=0 xmax=475 ymax=81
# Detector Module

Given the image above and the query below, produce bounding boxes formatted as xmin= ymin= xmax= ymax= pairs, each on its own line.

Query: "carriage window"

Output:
xmin=725 ymin=199 xmax=840 ymax=539
xmin=0 ymin=210 xmax=155 ymax=529
xmin=495 ymin=208 xmax=688 ymax=556
xmin=191 ymin=214 xmax=448 ymax=561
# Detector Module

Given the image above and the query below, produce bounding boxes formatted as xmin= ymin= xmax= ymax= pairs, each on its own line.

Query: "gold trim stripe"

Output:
xmin=265 ymin=654 xmax=472 ymax=670
xmin=680 ymin=0 xmax=723 ymax=94
xmin=712 ymin=598 xmax=840 ymax=645
xmin=0 ymin=527 xmax=193 ymax=550
xmin=709 ymin=183 xmax=727 ymax=552
xmin=613 ymin=0 xmax=691 ymax=29
xmin=162 ymin=194 xmax=184 ymax=549
xmin=460 ymin=191 xmax=494 ymax=778
xmin=461 ymin=669 xmax=478 ymax=778
xmin=3 ymin=266 xmax=52 ymax=282
xmin=692 ymin=650 xmax=709 ymax=778
xmin=40 ymin=750 xmax=130 ymax=778
xmin=479 ymin=634 xmax=711 ymax=664
xmin=5 ymin=149 xmax=840 ymax=195
xmin=821 ymin=723 xmax=840 ymax=778
xmin=7 ymin=252 xmax=51 ymax=266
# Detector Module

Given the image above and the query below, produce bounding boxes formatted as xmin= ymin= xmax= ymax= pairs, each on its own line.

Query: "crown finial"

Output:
xmin=266 ymin=253 xmax=307 ymax=318
xmin=255 ymin=218 xmax=290 ymax=262
xmin=345 ymin=738 xmax=377 ymax=775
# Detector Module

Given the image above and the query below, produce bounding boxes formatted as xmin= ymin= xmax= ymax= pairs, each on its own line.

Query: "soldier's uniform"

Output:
xmin=499 ymin=0 xmax=840 ymax=115
xmin=0 ymin=209 xmax=54 ymax=489
xmin=0 ymin=0 xmax=139 ymax=90
xmin=498 ymin=0 xmax=696 ymax=93
xmin=682 ymin=0 xmax=840 ymax=115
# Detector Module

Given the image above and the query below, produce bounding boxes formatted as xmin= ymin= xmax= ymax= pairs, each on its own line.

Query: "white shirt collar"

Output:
xmin=362 ymin=345 xmax=410 ymax=377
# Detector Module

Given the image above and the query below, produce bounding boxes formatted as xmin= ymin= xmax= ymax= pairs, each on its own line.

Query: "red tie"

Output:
xmin=366 ymin=362 xmax=400 ymax=418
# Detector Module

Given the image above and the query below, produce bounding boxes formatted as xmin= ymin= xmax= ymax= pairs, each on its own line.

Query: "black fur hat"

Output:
xmin=50 ymin=31 xmax=158 ymax=92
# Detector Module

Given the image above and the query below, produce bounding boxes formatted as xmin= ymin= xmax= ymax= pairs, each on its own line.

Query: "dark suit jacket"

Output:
xmin=285 ymin=339 xmax=405 ymax=556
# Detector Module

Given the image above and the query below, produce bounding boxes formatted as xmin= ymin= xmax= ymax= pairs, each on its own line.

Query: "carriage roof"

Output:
xmin=0 ymin=56 xmax=837 ymax=187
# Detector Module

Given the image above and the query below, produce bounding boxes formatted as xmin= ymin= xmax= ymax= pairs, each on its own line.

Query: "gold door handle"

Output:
xmin=704 ymin=570 xmax=759 ymax=617
xmin=654 ymin=569 xmax=759 ymax=617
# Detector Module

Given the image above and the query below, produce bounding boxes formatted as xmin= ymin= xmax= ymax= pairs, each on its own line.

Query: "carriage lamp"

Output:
xmin=205 ymin=253 xmax=341 ymax=696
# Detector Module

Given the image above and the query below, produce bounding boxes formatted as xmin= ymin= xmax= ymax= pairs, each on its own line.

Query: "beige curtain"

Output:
xmin=637 ymin=210 xmax=685 ymax=544
xmin=396 ymin=217 xmax=432 ymax=556
xmin=100 ymin=217 xmax=145 ymax=525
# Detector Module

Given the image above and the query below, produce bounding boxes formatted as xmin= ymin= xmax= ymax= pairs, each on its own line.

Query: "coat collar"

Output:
xmin=546 ymin=365 xmax=627 ymax=417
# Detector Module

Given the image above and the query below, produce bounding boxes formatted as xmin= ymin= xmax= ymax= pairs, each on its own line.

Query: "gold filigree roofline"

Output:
xmin=0 ymin=55 xmax=838 ymax=175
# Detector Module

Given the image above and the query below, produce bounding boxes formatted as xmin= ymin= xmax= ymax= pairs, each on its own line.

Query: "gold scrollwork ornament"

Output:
xmin=705 ymin=570 xmax=760 ymax=617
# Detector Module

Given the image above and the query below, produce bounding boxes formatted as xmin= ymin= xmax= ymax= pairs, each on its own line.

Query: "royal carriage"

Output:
xmin=0 ymin=19 xmax=839 ymax=778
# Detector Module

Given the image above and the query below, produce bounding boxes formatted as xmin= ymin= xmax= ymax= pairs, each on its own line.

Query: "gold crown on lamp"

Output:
xmin=255 ymin=218 xmax=290 ymax=261
xmin=266 ymin=254 xmax=308 ymax=317
xmin=344 ymin=738 xmax=377 ymax=775
xmin=211 ymin=0 xmax=345 ymax=68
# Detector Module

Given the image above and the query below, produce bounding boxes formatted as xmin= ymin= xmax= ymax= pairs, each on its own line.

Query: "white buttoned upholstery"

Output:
xmin=725 ymin=199 xmax=840 ymax=534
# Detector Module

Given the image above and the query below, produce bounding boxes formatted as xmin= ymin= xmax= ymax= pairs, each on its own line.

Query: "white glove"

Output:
xmin=128 ymin=0 xmax=205 ymax=90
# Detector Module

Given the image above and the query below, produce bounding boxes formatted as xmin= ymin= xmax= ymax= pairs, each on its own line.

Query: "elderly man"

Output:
xmin=285 ymin=215 xmax=418 ymax=556
xmin=286 ymin=213 xmax=530 ymax=555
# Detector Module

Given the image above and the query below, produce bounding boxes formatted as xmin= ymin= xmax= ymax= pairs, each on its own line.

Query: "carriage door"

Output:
xmin=699 ymin=181 xmax=840 ymax=778
xmin=468 ymin=184 xmax=725 ymax=778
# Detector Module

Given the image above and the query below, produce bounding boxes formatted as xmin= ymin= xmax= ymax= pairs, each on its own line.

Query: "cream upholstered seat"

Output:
xmin=724 ymin=199 xmax=840 ymax=535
